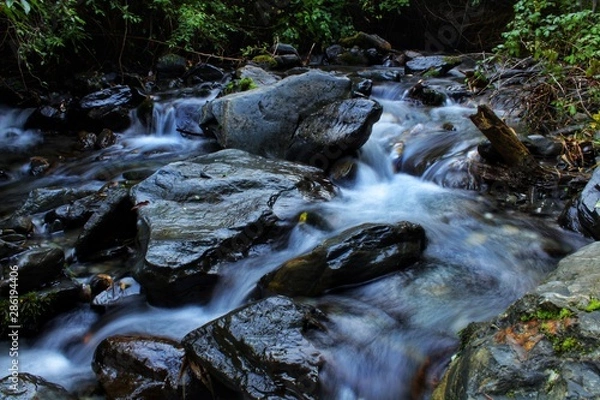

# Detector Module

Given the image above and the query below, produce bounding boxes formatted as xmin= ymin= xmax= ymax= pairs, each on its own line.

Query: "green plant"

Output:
xmin=584 ymin=297 xmax=600 ymax=312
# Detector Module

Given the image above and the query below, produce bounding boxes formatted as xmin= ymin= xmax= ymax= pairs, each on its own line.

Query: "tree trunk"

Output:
xmin=469 ymin=104 xmax=541 ymax=173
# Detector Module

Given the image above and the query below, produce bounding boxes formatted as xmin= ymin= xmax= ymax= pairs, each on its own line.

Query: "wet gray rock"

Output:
xmin=0 ymin=246 xmax=65 ymax=294
xmin=559 ymin=167 xmax=600 ymax=239
xmin=77 ymin=85 xmax=143 ymax=131
xmin=259 ymin=222 xmax=426 ymax=297
xmin=92 ymin=335 xmax=210 ymax=400
xmin=74 ymin=186 xmax=137 ymax=261
xmin=200 ymin=69 xmax=351 ymax=158
xmin=131 ymin=149 xmax=336 ymax=306
xmin=183 ymin=295 xmax=325 ymax=400
xmin=286 ymin=98 xmax=383 ymax=169
xmin=0 ymin=373 xmax=76 ymax=400
xmin=406 ymin=55 xmax=462 ymax=76
xmin=236 ymin=65 xmax=280 ymax=87
xmin=14 ymin=187 xmax=97 ymax=218
xmin=433 ymin=241 xmax=600 ymax=400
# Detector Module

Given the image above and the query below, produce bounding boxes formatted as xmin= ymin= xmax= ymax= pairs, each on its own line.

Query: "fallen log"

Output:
xmin=469 ymin=104 xmax=542 ymax=174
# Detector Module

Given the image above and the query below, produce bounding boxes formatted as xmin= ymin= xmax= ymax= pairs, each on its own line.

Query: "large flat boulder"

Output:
xmin=131 ymin=149 xmax=335 ymax=305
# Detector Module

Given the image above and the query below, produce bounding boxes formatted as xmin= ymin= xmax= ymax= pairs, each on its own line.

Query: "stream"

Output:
xmin=0 ymin=75 xmax=589 ymax=399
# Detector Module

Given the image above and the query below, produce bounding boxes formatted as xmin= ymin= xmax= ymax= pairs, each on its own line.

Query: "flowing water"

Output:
xmin=0 ymin=76 xmax=588 ymax=399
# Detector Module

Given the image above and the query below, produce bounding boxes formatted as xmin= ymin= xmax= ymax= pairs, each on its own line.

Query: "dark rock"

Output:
xmin=28 ymin=156 xmax=50 ymax=176
xmin=155 ymin=53 xmax=187 ymax=80
xmin=406 ymin=80 xmax=447 ymax=106
xmin=46 ymin=193 xmax=98 ymax=230
xmin=337 ymin=48 xmax=369 ymax=66
xmin=559 ymin=167 xmax=600 ymax=239
xmin=77 ymin=130 xmax=97 ymax=150
xmin=131 ymin=149 xmax=336 ymax=306
xmin=271 ymin=43 xmax=300 ymax=56
xmin=353 ymin=79 xmax=373 ymax=97
xmin=0 ymin=215 xmax=33 ymax=234
xmin=524 ymin=134 xmax=564 ymax=157
xmin=325 ymin=44 xmax=345 ymax=64
xmin=0 ymin=278 xmax=83 ymax=337
xmin=259 ymin=222 xmax=426 ymax=297
xmin=236 ymin=65 xmax=280 ymax=87
xmin=14 ymin=187 xmax=96 ymax=217
xmin=0 ymin=238 xmax=22 ymax=259
xmin=79 ymin=85 xmax=135 ymax=110
xmin=200 ymin=70 xmax=351 ymax=158
xmin=95 ymin=128 xmax=116 ymax=149
xmin=339 ymin=32 xmax=392 ymax=53
xmin=433 ymin=241 xmax=600 ymax=400
xmin=183 ymin=296 xmax=325 ymax=400
xmin=286 ymin=98 xmax=383 ymax=169
xmin=77 ymin=85 xmax=142 ymax=131
xmin=406 ymin=55 xmax=462 ymax=76
xmin=74 ymin=186 xmax=136 ymax=261
xmin=1 ymin=246 xmax=65 ymax=294
xmin=183 ymin=63 xmax=226 ymax=83
xmin=275 ymin=54 xmax=303 ymax=69
xmin=355 ymin=68 xmax=404 ymax=82
xmin=0 ymin=372 xmax=76 ymax=400
xmin=24 ymin=104 xmax=69 ymax=131
xmin=93 ymin=335 xmax=210 ymax=400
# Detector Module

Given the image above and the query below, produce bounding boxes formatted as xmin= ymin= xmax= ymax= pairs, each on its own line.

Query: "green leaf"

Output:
xmin=19 ymin=0 xmax=30 ymax=14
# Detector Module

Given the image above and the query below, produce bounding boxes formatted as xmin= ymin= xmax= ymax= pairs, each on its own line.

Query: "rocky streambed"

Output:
xmin=0 ymin=51 xmax=599 ymax=400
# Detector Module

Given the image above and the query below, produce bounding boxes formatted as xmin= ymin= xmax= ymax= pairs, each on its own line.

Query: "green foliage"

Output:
xmin=2 ymin=0 xmax=88 ymax=73
xmin=223 ymin=77 xmax=258 ymax=95
xmin=584 ymin=297 xmax=600 ymax=312
xmin=1 ymin=0 xmax=411 ymax=81
xmin=498 ymin=0 xmax=600 ymax=68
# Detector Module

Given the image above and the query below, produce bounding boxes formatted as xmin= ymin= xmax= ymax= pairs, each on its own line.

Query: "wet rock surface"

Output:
xmin=131 ymin=149 xmax=336 ymax=305
xmin=0 ymin=246 xmax=65 ymax=293
xmin=286 ymin=98 xmax=383 ymax=168
xmin=433 ymin=241 xmax=600 ymax=400
xmin=559 ymin=167 xmax=600 ymax=239
xmin=182 ymin=296 xmax=325 ymax=400
xmin=200 ymin=69 xmax=352 ymax=158
xmin=0 ymin=373 xmax=76 ymax=400
xmin=92 ymin=335 xmax=209 ymax=400
xmin=259 ymin=222 xmax=426 ymax=297
xmin=74 ymin=185 xmax=137 ymax=261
